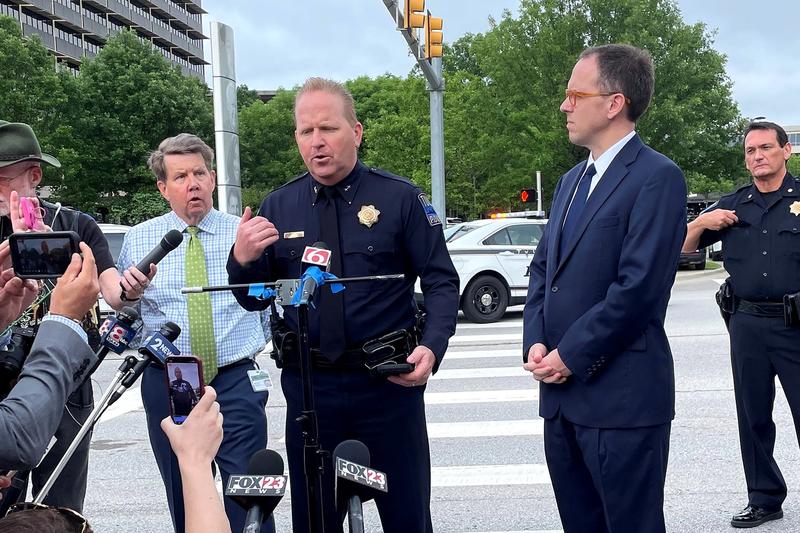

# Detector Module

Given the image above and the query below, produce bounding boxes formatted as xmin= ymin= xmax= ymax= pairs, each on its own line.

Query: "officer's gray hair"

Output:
xmin=148 ymin=133 xmax=215 ymax=182
xmin=294 ymin=77 xmax=358 ymax=126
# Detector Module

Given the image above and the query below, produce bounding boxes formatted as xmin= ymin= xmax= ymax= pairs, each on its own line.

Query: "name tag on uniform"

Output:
xmin=247 ymin=369 xmax=273 ymax=392
xmin=283 ymin=231 xmax=304 ymax=239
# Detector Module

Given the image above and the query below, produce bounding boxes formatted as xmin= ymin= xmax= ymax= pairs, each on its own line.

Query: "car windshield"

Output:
xmin=105 ymin=233 xmax=125 ymax=263
xmin=444 ymin=224 xmax=480 ymax=243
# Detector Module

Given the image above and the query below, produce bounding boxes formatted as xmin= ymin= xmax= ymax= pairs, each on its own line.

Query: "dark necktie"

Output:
xmin=559 ymin=163 xmax=597 ymax=259
xmin=317 ymin=186 xmax=345 ymax=361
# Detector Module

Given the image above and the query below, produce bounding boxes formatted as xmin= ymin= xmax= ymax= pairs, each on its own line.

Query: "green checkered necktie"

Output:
xmin=185 ymin=226 xmax=217 ymax=383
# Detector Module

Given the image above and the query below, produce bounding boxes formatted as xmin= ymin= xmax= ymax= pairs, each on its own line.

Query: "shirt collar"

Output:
xmin=310 ymin=161 xmax=365 ymax=206
xmin=167 ymin=208 xmax=220 ymax=235
xmin=743 ymin=172 xmax=798 ymax=203
xmin=586 ymin=130 xmax=637 ymax=179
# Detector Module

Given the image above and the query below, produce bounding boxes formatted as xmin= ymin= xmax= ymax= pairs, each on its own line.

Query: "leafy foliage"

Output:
xmin=1 ymin=1 xmax=748 ymax=222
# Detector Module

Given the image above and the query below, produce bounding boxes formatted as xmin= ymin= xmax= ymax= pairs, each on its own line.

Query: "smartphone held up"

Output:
xmin=165 ymin=356 xmax=205 ymax=424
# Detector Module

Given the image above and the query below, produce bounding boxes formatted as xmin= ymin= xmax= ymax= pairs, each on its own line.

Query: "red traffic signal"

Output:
xmin=520 ymin=189 xmax=536 ymax=203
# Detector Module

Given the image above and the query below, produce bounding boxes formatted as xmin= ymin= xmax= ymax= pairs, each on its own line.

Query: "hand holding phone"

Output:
xmin=165 ymin=356 xmax=205 ymax=424
xmin=8 ymin=231 xmax=80 ymax=279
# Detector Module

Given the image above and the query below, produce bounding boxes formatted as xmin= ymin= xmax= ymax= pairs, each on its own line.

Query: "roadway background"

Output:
xmin=70 ymin=268 xmax=800 ymax=532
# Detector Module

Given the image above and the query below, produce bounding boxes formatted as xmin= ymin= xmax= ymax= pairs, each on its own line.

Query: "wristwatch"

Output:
xmin=120 ymin=289 xmax=140 ymax=303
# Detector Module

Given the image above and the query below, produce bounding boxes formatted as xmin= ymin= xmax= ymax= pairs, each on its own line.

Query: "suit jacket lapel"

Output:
xmin=548 ymin=164 xmax=584 ymax=276
xmin=556 ymin=134 xmax=644 ymax=271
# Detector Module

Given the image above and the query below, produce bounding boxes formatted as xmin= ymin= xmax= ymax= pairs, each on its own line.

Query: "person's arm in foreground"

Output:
xmin=161 ymin=386 xmax=231 ymax=533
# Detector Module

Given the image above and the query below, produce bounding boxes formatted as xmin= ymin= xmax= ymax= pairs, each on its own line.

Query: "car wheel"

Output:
xmin=462 ymin=275 xmax=508 ymax=323
xmin=693 ymin=260 xmax=706 ymax=271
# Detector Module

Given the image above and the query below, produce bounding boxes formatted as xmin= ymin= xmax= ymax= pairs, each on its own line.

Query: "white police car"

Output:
xmin=442 ymin=214 xmax=547 ymax=323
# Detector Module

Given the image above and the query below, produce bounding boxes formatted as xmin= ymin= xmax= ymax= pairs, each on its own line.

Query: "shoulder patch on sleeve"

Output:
xmin=418 ymin=193 xmax=442 ymax=226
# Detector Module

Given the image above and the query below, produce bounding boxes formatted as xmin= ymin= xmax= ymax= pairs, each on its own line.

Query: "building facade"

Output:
xmin=786 ymin=125 xmax=800 ymax=155
xmin=0 ymin=0 xmax=206 ymax=78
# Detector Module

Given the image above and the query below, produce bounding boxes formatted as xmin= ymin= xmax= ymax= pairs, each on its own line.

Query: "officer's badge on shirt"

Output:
xmin=418 ymin=194 xmax=442 ymax=226
xmin=357 ymin=205 xmax=380 ymax=227
xmin=790 ymin=201 xmax=800 ymax=216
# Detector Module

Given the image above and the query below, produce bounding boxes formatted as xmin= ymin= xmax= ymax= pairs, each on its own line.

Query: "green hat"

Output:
xmin=0 ymin=121 xmax=61 ymax=168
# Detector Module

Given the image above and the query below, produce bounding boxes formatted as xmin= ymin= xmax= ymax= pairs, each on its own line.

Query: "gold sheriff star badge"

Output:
xmin=791 ymin=201 xmax=800 ymax=216
xmin=357 ymin=205 xmax=380 ymax=227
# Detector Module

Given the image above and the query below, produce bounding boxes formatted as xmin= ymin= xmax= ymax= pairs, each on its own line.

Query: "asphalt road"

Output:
xmin=62 ymin=269 xmax=800 ymax=532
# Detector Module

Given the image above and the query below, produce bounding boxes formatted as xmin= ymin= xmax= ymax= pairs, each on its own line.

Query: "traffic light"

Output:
xmin=424 ymin=12 xmax=443 ymax=59
xmin=403 ymin=0 xmax=425 ymax=30
xmin=520 ymin=189 xmax=537 ymax=203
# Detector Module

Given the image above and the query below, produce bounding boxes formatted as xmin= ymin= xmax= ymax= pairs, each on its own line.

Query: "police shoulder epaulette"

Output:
xmin=368 ymin=167 xmax=416 ymax=188
xmin=271 ymin=172 xmax=310 ymax=193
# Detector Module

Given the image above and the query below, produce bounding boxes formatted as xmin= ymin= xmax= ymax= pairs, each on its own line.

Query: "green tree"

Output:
xmin=0 ymin=16 xmax=76 ymax=187
xmin=238 ymin=89 xmax=305 ymax=193
xmin=440 ymin=0 xmax=744 ymax=214
xmin=788 ymin=155 xmax=800 ymax=178
xmin=57 ymin=30 xmax=213 ymax=221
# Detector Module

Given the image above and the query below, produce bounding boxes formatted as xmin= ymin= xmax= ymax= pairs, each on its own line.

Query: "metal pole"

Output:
xmin=536 ymin=171 xmax=542 ymax=214
xmin=210 ymin=22 xmax=242 ymax=216
xmin=428 ymin=57 xmax=445 ymax=220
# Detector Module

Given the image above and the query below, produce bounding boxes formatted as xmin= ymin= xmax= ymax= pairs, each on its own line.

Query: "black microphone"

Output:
xmin=226 ymin=449 xmax=286 ymax=532
xmin=299 ymin=241 xmax=330 ymax=305
xmin=107 ymin=322 xmax=181 ymax=406
xmin=334 ymin=440 xmax=388 ymax=533
xmin=134 ymin=229 xmax=184 ymax=274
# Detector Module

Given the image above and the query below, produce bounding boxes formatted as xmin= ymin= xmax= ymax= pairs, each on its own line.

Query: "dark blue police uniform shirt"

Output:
xmin=227 ymin=161 xmax=459 ymax=362
xmin=699 ymin=172 xmax=800 ymax=301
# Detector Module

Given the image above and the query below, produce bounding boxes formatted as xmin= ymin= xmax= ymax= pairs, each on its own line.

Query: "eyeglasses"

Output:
xmin=0 ymin=165 xmax=34 ymax=186
xmin=565 ymin=89 xmax=632 ymax=107
xmin=6 ymin=502 xmax=89 ymax=533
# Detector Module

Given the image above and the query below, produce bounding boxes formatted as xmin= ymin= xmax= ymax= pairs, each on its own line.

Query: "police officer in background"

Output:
xmin=683 ymin=121 xmax=800 ymax=529
xmin=227 ymin=77 xmax=459 ymax=533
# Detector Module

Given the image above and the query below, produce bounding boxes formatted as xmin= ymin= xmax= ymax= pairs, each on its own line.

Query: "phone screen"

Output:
xmin=165 ymin=358 xmax=204 ymax=424
xmin=9 ymin=231 xmax=79 ymax=279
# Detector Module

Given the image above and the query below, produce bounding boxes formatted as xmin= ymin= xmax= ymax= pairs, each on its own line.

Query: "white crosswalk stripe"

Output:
xmin=425 ymin=389 xmax=536 ymax=404
xmin=432 ymin=464 xmax=551 ymax=486
xmin=434 ymin=366 xmax=530 ymax=380
xmin=428 ymin=419 xmax=542 ymax=438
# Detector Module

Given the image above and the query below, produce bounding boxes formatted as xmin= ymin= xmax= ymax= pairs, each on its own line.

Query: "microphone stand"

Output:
xmin=33 ymin=353 xmax=147 ymax=504
xmin=296 ymin=282 xmax=325 ymax=533
xmin=346 ymin=495 xmax=365 ymax=533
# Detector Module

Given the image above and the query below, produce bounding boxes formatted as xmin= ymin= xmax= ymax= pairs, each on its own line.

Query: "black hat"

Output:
xmin=0 ymin=121 xmax=61 ymax=168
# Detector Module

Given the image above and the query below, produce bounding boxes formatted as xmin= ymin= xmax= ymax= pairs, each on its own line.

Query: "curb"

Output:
xmin=676 ymin=266 xmax=726 ymax=280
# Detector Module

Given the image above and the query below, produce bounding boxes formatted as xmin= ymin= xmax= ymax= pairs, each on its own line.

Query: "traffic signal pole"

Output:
xmin=382 ymin=0 xmax=446 ymax=222
xmin=429 ymin=57 xmax=445 ymax=223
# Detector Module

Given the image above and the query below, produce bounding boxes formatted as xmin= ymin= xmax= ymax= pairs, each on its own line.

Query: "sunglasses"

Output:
xmin=5 ymin=502 xmax=89 ymax=533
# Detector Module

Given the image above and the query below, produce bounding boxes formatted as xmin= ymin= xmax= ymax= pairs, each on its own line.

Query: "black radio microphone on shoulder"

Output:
xmin=334 ymin=439 xmax=388 ymax=533
xmin=226 ymin=449 xmax=287 ymax=532
xmin=135 ymin=229 xmax=184 ymax=274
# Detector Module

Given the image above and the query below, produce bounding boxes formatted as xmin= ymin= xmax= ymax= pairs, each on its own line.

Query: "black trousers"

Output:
xmin=281 ymin=367 xmax=433 ymax=533
xmin=729 ymin=311 xmax=800 ymax=510
xmin=544 ymin=413 xmax=671 ymax=533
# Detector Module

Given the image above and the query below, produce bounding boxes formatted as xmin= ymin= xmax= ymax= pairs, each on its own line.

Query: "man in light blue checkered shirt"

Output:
xmin=117 ymin=133 xmax=274 ymax=533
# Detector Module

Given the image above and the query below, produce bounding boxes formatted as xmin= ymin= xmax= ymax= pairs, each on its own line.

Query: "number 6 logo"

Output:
xmin=302 ymin=246 xmax=331 ymax=267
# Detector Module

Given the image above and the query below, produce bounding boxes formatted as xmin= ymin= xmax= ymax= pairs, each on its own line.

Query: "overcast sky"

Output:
xmin=201 ymin=0 xmax=800 ymax=127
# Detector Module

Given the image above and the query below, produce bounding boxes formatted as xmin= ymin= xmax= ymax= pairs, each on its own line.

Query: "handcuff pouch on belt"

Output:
xmin=784 ymin=292 xmax=800 ymax=328
xmin=362 ymin=328 xmax=418 ymax=374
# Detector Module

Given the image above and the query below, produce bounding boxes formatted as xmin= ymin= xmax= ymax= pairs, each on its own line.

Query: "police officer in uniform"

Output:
xmin=683 ymin=121 xmax=800 ymax=528
xmin=227 ymin=77 xmax=459 ymax=533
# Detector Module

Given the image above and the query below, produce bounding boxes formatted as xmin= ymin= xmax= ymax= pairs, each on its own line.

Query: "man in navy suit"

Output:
xmin=522 ymin=44 xmax=687 ymax=533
